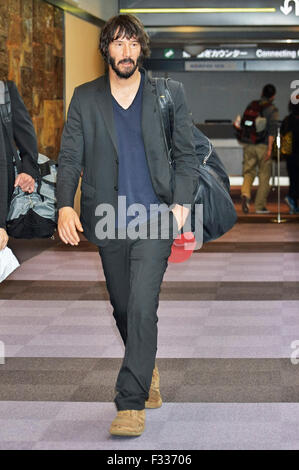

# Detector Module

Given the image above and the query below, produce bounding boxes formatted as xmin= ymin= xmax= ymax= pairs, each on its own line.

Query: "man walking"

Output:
xmin=57 ymin=14 xmax=199 ymax=436
xmin=240 ymin=84 xmax=279 ymax=214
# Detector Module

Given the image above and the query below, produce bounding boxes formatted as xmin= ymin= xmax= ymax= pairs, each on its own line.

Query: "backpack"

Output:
xmin=272 ymin=113 xmax=299 ymax=161
xmin=0 ymin=80 xmax=58 ymax=239
xmin=152 ymin=77 xmax=237 ymax=243
xmin=235 ymin=100 xmax=271 ymax=144
xmin=280 ymin=114 xmax=299 ymax=157
xmin=281 ymin=131 xmax=293 ymax=157
xmin=271 ymin=131 xmax=292 ymax=161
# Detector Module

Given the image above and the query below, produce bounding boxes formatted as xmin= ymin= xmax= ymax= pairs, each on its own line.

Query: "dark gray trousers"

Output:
xmin=98 ymin=210 xmax=179 ymax=410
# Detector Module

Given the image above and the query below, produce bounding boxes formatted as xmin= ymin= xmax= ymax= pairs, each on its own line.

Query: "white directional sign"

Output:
xmin=280 ymin=0 xmax=299 ymax=15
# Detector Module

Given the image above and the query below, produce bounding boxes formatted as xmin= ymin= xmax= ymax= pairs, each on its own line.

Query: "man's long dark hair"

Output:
xmin=99 ymin=14 xmax=151 ymax=64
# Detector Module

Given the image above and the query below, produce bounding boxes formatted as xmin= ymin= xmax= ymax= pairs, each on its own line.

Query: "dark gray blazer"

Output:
xmin=56 ymin=68 xmax=200 ymax=246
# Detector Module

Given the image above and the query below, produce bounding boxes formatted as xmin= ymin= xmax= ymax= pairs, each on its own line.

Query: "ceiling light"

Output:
xmin=184 ymin=45 xmax=205 ymax=56
xmin=120 ymin=8 xmax=276 ymax=14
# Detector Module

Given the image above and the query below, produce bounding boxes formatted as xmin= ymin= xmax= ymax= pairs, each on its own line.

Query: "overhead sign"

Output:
xmin=197 ymin=47 xmax=299 ymax=60
xmin=280 ymin=0 xmax=299 ymax=15
xmin=185 ymin=61 xmax=243 ymax=71
xmin=119 ymin=0 xmax=299 ymax=26
xmin=255 ymin=48 xmax=299 ymax=59
xmin=164 ymin=48 xmax=175 ymax=58
xmin=152 ymin=47 xmax=299 ymax=60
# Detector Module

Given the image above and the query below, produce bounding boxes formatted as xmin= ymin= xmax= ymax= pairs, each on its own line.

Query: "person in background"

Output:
xmin=240 ymin=84 xmax=279 ymax=214
xmin=0 ymin=80 xmax=39 ymax=250
xmin=281 ymin=99 xmax=299 ymax=214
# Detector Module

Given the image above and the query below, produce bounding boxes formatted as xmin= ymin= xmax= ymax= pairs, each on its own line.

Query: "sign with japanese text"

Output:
xmin=196 ymin=47 xmax=299 ymax=60
xmin=151 ymin=47 xmax=299 ymax=60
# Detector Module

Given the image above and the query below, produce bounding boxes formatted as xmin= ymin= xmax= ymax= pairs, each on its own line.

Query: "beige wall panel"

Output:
xmin=64 ymin=12 xmax=105 ymax=215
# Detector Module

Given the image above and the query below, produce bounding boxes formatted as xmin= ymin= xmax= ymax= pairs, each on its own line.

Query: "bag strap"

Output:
xmin=152 ymin=77 xmax=175 ymax=166
xmin=258 ymin=100 xmax=272 ymax=118
xmin=0 ymin=80 xmax=23 ymax=174
xmin=0 ymin=80 xmax=6 ymax=105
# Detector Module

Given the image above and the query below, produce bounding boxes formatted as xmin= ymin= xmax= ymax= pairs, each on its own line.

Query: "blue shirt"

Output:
xmin=112 ymin=70 xmax=164 ymax=227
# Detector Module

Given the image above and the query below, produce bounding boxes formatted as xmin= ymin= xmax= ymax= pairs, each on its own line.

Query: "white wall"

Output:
xmin=64 ymin=0 xmax=118 ymax=20
xmin=64 ymin=11 xmax=105 ymax=214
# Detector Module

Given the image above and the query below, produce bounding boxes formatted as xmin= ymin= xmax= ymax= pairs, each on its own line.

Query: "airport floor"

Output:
xmin=0 ymin=197 xmax=299 ymax=450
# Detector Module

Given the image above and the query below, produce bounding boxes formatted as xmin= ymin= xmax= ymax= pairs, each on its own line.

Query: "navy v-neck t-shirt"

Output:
xmin=112 ymin=70 xmax=163 ymax=228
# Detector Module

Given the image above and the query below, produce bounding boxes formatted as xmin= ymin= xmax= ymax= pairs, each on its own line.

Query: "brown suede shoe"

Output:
xmin=145 ymin=365 xmax=162 ymax=409
xmin=110 ymin=409 xmax=145 ymax=436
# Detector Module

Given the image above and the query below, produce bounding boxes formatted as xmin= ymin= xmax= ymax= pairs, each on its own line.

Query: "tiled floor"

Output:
xmin=6 ymin=251 xmax=299 ymax=281
xmin=1 ymin=402 xmax=299 ymax=450
xmin=0 ymin=219 xmax=299 ymax=449
xmin=0 ymin=300 xmax=299 ymax=358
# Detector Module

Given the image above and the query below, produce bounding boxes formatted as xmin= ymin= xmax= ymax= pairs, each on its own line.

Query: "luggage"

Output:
xmin=6 ymin=151 xmax=58 ymax=239
xmin=271 ymin=130 xmax=292 ymax=161
xmin=153 ymin=77 xmax=237 ymax=243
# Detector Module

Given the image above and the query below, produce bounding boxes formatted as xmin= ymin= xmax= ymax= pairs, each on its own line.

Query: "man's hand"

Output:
xmin=0 ymin=228 xmax=9 ymax=251
xmin=58 ymin=207 xmax=83 ymax=246
xmin=171 ymin=204 xmax=190 ymax=231
xmin=264 ymin=149 xmax=272 ymax=161
xmin=265 ymin=135 xmax=274 ymax=161
xmin=14 ymin=173 xmax=35 ymax=193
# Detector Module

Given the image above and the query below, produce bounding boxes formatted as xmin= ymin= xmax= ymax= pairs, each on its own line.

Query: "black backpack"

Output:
xmin=152 ymin=77 xmax=237 ymax=243
xmin=235 ymin=100 xmax=271 ymax=144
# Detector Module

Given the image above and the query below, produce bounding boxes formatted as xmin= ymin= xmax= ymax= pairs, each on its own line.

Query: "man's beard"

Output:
xmin=108 ymin=55 xmax=141 ymax=79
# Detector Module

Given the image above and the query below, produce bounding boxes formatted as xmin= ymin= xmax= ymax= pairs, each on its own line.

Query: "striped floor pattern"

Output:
xmin=0 ymin=218 xmax=299 ymax=450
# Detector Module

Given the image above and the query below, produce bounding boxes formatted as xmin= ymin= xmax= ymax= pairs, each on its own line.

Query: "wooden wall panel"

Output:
xmin=0 ymin=0 xmax=64 ymax=159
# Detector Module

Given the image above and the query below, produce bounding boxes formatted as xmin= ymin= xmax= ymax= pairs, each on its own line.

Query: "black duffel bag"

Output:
xmin=191 ymin=125 xmax=237 ymax=242
xmin=153 ymin=77 xmax=237 ymax=244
